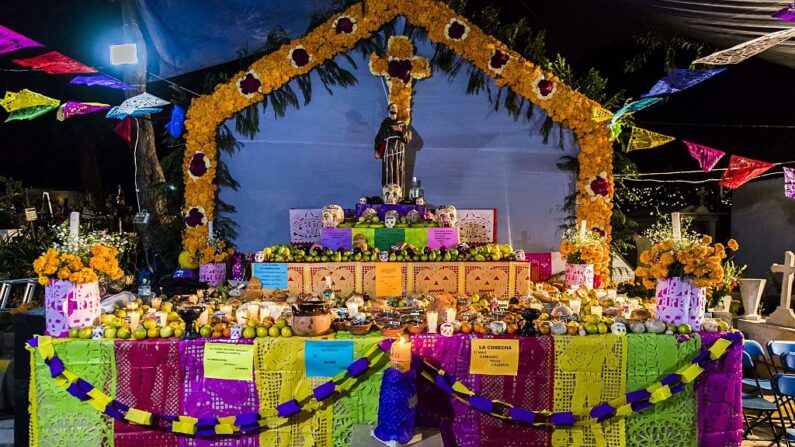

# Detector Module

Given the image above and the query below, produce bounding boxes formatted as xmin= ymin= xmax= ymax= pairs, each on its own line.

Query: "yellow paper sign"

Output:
xmin=203 ymin=343 xmax=254 ymax=381
xmin=469 ymin=339 xmax=519 ymax=376
xmin=375 ymin=263 xmax=402 ymax=297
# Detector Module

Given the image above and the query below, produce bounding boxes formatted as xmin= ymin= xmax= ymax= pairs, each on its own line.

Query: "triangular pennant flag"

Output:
xmin=784 ymin=167 xmax=795 ymax=199
xmin=56 ymin=101 xmax=111 ymax=121
xmin=4 ymin=105 xmax=57 ymax=122
xmin=627 ymin=127 xmax=676 ymax=151
xmin=609 ymin=97 xmax=663 ymax=127
xmin=684 ymin=141 xmax=725 ymax=173
xmin=70 ymin=74 xmax=134 ymax=90
xmin=591 ymin=106 xmax=613 ymax=123
xmin=12 ymin=51 xmax=96 ymax=74
xmin=0 ymin=25 xmax=42 ymax=55
xmin=114 ymin=116 xmax=134 ymax=148
xmin=112 ymin=92 xmax=169 ymax=117
xmin=720 ymin=155 xmax=774 ymax=189
xmin=166 ymin=105 xmax=186 ymax=138
xmin=106 ymin=106 xmax=163 ymax=120
xmin=641 ymin=68 xmax=725 ymax=97
xmin=773 ymin=5 xmax=795 ymax=22
xmin=0 ymin=89 xmax=60 ymax=113
xmin=693 ymin=28 xmax=795 ymax=65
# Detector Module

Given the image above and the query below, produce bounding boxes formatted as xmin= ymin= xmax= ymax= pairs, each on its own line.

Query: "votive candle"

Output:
xmin=426 ymin=311 xmax=438 ymax=334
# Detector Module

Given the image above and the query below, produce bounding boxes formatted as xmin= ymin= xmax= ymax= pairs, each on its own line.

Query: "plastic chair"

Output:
xmin=745 ymin=340 xmax=773 ymax=392
xmin=772 ymin=374 xmax=795 ymax=446
xmin=744 ymin=351 xmax=781 ymax=444
xmin=769 ymin=341 xmax=795 ymax=372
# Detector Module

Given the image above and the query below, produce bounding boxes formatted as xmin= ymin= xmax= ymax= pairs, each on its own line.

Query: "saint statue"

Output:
xmin=374 ymin=103 xmax=412 ymax=191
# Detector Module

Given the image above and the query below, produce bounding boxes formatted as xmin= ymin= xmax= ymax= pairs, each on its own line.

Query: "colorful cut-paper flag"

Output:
xmin=773 ymin=5 xmax=795 ymax=22
xmin=106 ymin=106 xmax=163 ymax=119
xmin=4 ymin=105 xmax=57 ymax=122
xmin=70 ymin=74 xmax=134 ymax=90
xmin=166 ymin=105 xmax=186 ymax=138
xmin=0 ymin=25 xmax=42 ymax=55
xmin=684 ymin=141 xmax=725 ymax=173
xmin=591 ymin=106 xmax=613 ymax=123
xmin=784 ymin=167 xmax=795 ymax=199
xmin=56 ymin=101 xmax=110 ymax=121
xmin=114 ymin=116 xmax=133 ymax=147
xmin=693 ymin=28 xmax=795 ymax=65
xmin=720 ymin=155 xmax=774 ymax=189
xmin=12 ymin=51 xmax=96 ymax=74
xmin=627 ymin=127 xmax=676 ymax=152
xmin=609 ymin=97 xmax=663 ymax=126
xmin=0 ymin=89 xmax=59 ymax=112
xmin=641 ymin=68 xmax=725 ymax=97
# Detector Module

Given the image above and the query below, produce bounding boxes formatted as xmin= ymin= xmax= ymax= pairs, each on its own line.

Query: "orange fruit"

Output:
xmin=223 ymin=328 xmax=231 ymax=338
xmin=460 ymin=321 xmax=472 ymax=334
xmin=211 ymin=330 xmax=222 ymax=338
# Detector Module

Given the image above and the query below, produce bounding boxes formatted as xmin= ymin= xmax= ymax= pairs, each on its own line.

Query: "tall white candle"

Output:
xmin=579 ymin=219 xmax=587 ymax=237
xmin=426 ymin=311 xmax=439 ymax=334
xmin=129 ymin=311 xmax=140 ymax=329
xmin=671 ymin=212 xmax=681 ymax=240
xmin=69 ymin=212 xmax=80 ymax=243
xmin=390 ymin=337 xmax=412 ymax=372
xmin=445 ymin=308 xmax=457 ymax=324
xmin=208 ymin=220 xmax=214 ymax=239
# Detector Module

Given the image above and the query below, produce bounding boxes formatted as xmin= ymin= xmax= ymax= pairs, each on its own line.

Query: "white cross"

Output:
xmin=773 ymin=251 xmax=795 ymax=310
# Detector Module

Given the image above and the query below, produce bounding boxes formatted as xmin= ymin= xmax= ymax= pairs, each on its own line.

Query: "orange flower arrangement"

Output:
xmin=197 ymin=238 xmax=235 ymax=265
xmin=181 ymin=0 xmax=614 ymax=279
xmin=560 ymin=226 xmax=610 ymax=268
xmin=34 ymin=245 xmax=123 ymax=286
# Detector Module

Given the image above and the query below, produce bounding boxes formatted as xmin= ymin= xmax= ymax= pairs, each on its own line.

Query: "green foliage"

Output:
xmin=0 ymin=226 xmax=54 ymax=280
xmin=624 ymin=26 xmax=712 ymax=74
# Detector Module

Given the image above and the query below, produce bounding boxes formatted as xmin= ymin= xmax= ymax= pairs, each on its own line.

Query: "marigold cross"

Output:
xmin=369 ymin=36 xmax=431 ymax=124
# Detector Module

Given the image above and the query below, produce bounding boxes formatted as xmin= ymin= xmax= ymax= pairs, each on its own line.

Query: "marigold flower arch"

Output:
xmin=182 ymin=0 xmax=615 ymax=281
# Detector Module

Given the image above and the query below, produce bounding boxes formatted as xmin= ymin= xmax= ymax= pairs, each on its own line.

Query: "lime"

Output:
xmin=275 ymin=317 xmax=288 ymax=329
xmin=677 ymin=324 xmax=692 ymax=334
xmin=199 ymin=325 xmax=213 ymax=337
xmin=174 ymin=328 xmax=185 ymax=338
xmin=256 ymin=326 xmax=268 ymax=338
xmin=281 ymin=327 xmax=293 ymax=337
xmin=268 ymin=326 xmax=281 ymax=337
xmin=116 ymin=327 xmax=131 ymax=340
xmin=242 ymin=327 xmax=256 ymax=339
xmin=78 ymin=327 xmax=93 ymax=339
xmin=143 ymin=319 xmax=157 ymax=330
xmin=68 ymin=327 xmax=79 ymax=338
xmin=159 ymin=326 xmax=174 ymax=338
xmin=133 ymin=327 xmax=147 ymax=340
xmin=147 ymin=327 xmax=160 ymax=338
xmin=584 ymin=323 xmax=599 ymax=335
xmin=597 ymin=323 xmax=609 ymax=334
xmin=104 ymin=328 xmax=117 ymax=339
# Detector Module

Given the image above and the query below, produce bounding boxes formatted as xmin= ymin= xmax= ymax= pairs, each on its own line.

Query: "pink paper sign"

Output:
xmin=427 ymin=228 xmax=460 ymax=249
xmin=199 ymin=262 xmax=226 ymax=287
xmin=321 ymin=228 xmax=352 ymax=251
xmin=655 ymin=277 xmax=706 ymax=328
xmin=525 ymin=253 xmax=552 ymax=282
xmin=45 ymin=280 xmax=101 ymax=337
xmin=564 ymin=263 xmax=594 ymax=290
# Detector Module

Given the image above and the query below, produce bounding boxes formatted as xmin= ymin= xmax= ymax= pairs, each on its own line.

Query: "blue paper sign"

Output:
xmin=251 ymin=263 xmax=288 ymax=289
xmin=305 ymin=340 xmax=354 ymax=377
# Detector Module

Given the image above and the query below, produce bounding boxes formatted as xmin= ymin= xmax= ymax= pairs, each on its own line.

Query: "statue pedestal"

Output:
xmin=766 ymin=306 xmax=795 ymax=328
xmin=738 ymin=316 xmax=795 ymax=348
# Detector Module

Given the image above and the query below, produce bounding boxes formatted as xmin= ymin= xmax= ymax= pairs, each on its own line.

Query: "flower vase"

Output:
xmin=739 ymin=278 xmax=766 ymax=320
xmin=655 ymin=277 xmax=706 ymax=329
xmin=45 ymin=280 xmax=101 ymax=337
xmin=199 ymin=262 xmax=227 ymax=287
xmin=565 ymin=263 xmax=594 ymax=290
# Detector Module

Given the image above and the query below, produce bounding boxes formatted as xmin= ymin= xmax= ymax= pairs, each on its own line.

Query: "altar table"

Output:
xmin=28 ymin=332 xmax=741 ymax=447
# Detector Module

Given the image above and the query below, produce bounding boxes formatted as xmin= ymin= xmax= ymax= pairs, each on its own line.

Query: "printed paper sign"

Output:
xmin=321 ymin=228 xmax=352 ymax=251
xmin=375 ymin=263 xmax=403 ymax=297
xmin=252 ymin=263 xmax=288 ymax=289
xmin=305 ymin=340 xmax=354 ymax=377
xmin=375 ymin=228 xmax=405 ymax=251
xmin=427 ymin=228 xmax=459 ymax=249
xmin=203 ymin=343 xmax=254 ymax=381
xmin=469 ymin=339 xmax=519 ymax=376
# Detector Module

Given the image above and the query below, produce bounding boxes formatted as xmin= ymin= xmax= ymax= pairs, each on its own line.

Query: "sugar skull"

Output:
xmin=440 ymin=322 xmax=455 ymax=337
xmin=416 ymin=197 xmax=425 ymax=206
xmin=254 ymin=251 xmax=265 ymax=263
xmin=379 ymin=251 xmax=389 ymax=262
xmin=384 ymin=210 xmax=399 ymax=228
xmin=361 ymin=208 xmax=378 ymax=222
xmin=359 ymin=196 xmax=368 ymax=205
xmin=92 ymin=326 xmax=105 ymax=340
xmin=406 ymin=210 xmax=421 ymax=224
xmin=321 ymin=204 xmax=345 ymax=228
xmin=514 ymin=250 xmax=526 ymax=261
xmin=230 ymin=325 xmax=243 ymax=340
xmin=435 ymin=205 xmax=457 ymax=228
xmin=610 ymin=322 xmax=627 ymax=336
xmin=382 ymin=183 xmax=402 ymax=205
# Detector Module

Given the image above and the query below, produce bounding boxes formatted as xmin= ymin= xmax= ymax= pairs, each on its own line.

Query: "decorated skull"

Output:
xmin=514 ymin=249 xmax=526 ymax=261
xmin=382 ymin=183 xmax=402 ymax=204
xmin=416 ymin=197 xmax=425 ymax=206
xmin=361 ymin=208 xmax=378 ymax=222
xmin=384 ymin=210 xmax=400 ymax=228
xmin=321 ymin=204 xmax=345 ymax=228
xmin=610 ymin=322 xmax=627 ymax=336
xmin=406 ymin=209 xmax=421 ymax=224
xmin=254 ymin=251 xmax=265 ymax=263
xmin=230 ymin=325 xmax=243 ymax=340
xmin=379 ymin=251 xmax=389 ymax=262
xmin=92 ymin=326 xmax=105 ymax=340
xmin=440 ymin=322 xmax=455 ymax=337
xmin=435 ymin=205 xmax=457 ymax=228
xmin=359 ymin=196 xmax=368 ymax=205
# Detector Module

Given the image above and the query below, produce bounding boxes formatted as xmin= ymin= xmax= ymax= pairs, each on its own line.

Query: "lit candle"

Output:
xmin=150 ymin=296 xmax=162 ymax=310
xmin=671 ymin=212 xmax=681 ymax=240
xmin=129 ymin=311 xmax=140 ymax=329
xmin=426 ymin=311 xmax=438 ymax=334
xmin=569 ymin=297 xmax=582 ymax=316
xmin=390 ymin=337 xmax=412 ymax=372
xmin=220 ymin=304 xmax=233 ymax=318
xmin=235 ymin=307 xmax=248 ymax=325
xmin=198 ymin=308 xmax=209 ymax=326
xmin=247 ymin=304 xmax=260 ymax=323
xmin=445 ymin=308 xmax=457 ymax=324
xmin=579 ymin=219 xmax=587 ymax=237
xmin=590 ymin=305 xmax=603 ymax=317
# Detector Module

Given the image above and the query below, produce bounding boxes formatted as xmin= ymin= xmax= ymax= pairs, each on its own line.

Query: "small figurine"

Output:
xmin=379 ymin=251 xmax=389 ymax=262
xmin=416 ymin=197 xmax=425 ymax=206
xmin=520 ymin=308 xmax=542 ymax=336
xmin=435 ymin=205 xmax=457 ymax=228
xmin=440 ymin=322 xmax=455 ymax=337
xmin=382 ymin=183 xmax=402 ymax=205
xmin=321 ymin=204 xmax=345 ymax=228
xmin=359 ymin=196 xmax=368 ymax=205
xmin=254 ymin=251 xmax=265 ymax=263
xmin=92 ymin=326 xmax=105 ymax=340
xmin=514 ymin=249 xmax=526 ymax=262
xmin=610 ymin=322 xmax=627 ymax=336
xmin=384 ymin=210 xmax=400 ymax=229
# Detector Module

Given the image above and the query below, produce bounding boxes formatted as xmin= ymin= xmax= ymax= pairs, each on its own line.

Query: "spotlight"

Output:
xmin=110 ymin=44 xmax=137 ymax=65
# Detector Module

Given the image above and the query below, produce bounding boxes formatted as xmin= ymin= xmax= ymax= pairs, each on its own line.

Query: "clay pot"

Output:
xmin=292 ymin=314 xmax=332 ymax=336
xmin=349 ymin=322 xmax=373 ymax=336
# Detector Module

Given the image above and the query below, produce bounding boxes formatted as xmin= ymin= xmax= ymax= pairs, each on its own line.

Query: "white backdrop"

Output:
xmin=219 ymin=45 xmax=578 ymax=252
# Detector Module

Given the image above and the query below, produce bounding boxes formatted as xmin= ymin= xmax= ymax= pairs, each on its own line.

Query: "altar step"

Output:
xmin=350 ymin=425 xmax=442 ymax=446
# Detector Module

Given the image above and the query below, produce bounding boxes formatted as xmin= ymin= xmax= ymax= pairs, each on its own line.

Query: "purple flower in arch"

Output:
xmin=188 ymin=153 xmax=209 ymax=179
xmin=184 ymin=207 xmax=206 ymax=228
xmin=334 ymin=16 xmax=355 ymax=34
xmin=592 ymin=226 xmax=606 ymax=238
xmin=489 ymin=50 xmax=510 ymax=71
xmin=589 ymin=176 xmax=610 ymax=197
xmin=237 ymin=72 xmax=261 ymax=96
xmin=290 ymin=47 xmax=310 ymax=67
xmin=387 ymin=59 xmax=413 ymax=82
xmin=447 ymin=20 xmax=466 ymax=40
xmin=537 ymin=79 xmax=555 ymax=96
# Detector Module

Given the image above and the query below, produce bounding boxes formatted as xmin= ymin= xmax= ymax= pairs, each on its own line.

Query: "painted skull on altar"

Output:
xmin=379 ymin=251 xmax=389 ymax=262
xmin=384 ymin=210 xmax=400 ymax=228
xmin=92 ymin=326 xmax=105 ymax=340
xmin=382 ymin=183 xmax=402 ymax=204
xmin=230 ymin=325 xmax=242 ymax=340
xmin=254 ymin=251 xmax=265 ymax=263
xmin=610 ymin=322 xmax=627 ymax=336
xmin=359 ymin=196 xmax=368 ymax=205
xmin=406 ymin=210 xmax=421 ymax=224
xmin=435 ymin=205 xmax=457 ymax=228
xmin=514 ymin=250 xmax=526 ymax=261
xmin=440 ymin=322 xmax=455 ymax=337
xmin=416 ymin=197 xmax=425 ymax=206
xmin=321 ymin=204 xmax=345 ymax=228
